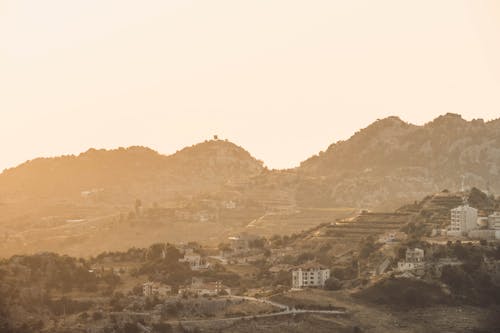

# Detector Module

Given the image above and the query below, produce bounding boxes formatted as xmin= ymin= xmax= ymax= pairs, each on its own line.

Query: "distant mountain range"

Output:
xmin=1 ymin=113 xmax=499 ymax=211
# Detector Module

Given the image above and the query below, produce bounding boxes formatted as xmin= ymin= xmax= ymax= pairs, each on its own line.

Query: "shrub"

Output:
xmin=324 ymin=277 xmax=342 ymax=290
xmin=152 ymin=323 xmax=172 ymax=333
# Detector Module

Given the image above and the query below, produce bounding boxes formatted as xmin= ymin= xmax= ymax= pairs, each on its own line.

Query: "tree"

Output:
xmin=153 ymin=323 xmax=172 ymax=333
xmin=249 ymin=238 xmax=266 ymax=248
xmin=359 ymin=237 xmax=376 ymax=259
xmin=164 ymin=245 xmax=182 ymax=264
xmin=147 ymin=243 xmax=166 ymax=261
xmin=123 ymin=323 xmax=140 ymax=333
xmin=218 ymin=242 xmax=231 ymax=252
xmin=92 ymin=311 xmax=103 ymax=320
xmin=324 ymin=277 xmax=342 ymax=290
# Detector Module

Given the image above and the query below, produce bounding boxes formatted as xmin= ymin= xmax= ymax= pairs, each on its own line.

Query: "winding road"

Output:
xmin=112 ymin=294 xmax=346 ymax=330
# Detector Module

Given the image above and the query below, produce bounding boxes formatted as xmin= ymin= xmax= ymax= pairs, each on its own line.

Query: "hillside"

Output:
xmin=0 ymin=139 xmax=263 ymax=204
xmin=3 ymin=113 xmax=500 ymax=211
xmin=0 ymin=139 xmax=266 ymax=256
xmin=298 ymin=113 xmax=500 ymax=208
xmin=1 ymin=189 xmax=500 ymax=332
xmin=2 ymin=114 xmax=500 ymax=257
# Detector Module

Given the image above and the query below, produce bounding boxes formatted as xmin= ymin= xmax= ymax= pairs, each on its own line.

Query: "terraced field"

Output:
xmin=245 ymin=207 xmax=356 ymax=237
xmin=321 ymin=212 xmax=412 ymax=242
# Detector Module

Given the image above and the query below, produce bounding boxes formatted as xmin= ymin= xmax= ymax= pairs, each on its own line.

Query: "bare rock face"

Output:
xmin=297 ymin=113 xmax=500 ymax=209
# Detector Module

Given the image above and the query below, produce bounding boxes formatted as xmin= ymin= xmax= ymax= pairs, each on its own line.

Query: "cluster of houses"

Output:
xmin=142 ymin=282 xmax=172 ymax=298
xmin=143 ymin=278 xmax=231 ymax=298
xmin=178 ymin=278 xmax=231 ymax=296
xmin=447 ymin=204 xmax=500 ymax=240
xmin=137 ymin=200 xmax=500 ymax=300
xmin=142 ymin=243 xmax=231 ymax=298
xmin=227 ymin=232 xmax=261 ymax=253
xmin=178 ymin=248 xmax=209 ymax=270
xmin=127 ymin=196 xmax=240 ymax=223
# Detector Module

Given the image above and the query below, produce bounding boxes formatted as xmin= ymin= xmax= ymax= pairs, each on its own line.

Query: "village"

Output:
xmin=1 ymin=187 xmax=500 ymax=332
xmin=134 ymin=187 xmax=500 ymax=297
xmin=59 ymin=188 xmax=498 ymax=332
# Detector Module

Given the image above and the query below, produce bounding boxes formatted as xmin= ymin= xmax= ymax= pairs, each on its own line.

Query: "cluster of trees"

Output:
xmin=92 ymin=247 xmax=146 ymax=263
xmin=401 ymin=221 xmax=429 ymax=242
xmin=138 ymin=244 xmax=191 ymax=286
xmin=438 ymin=241 xmax=500 ymax=305
xmin=0 ymin=252 xmax=125 ymax=331
xmin=3 ymin=253 xmax=120 ymax=293
xmin=358 ymin=236 xmax=381 ymax=259
xmin=106 ymin=322 xmax=173 ymax=333
xmin=356 ymin=277 xmax=449 ymax=308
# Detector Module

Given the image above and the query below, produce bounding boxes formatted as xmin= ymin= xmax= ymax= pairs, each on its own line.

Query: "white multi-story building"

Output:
xmin=488 ymin=212 xmax=500 ymax=230
xmin=291 ymin=264 xmax=330 ymax=289
xmin=449 ymin=205 xmax=478 ymax=236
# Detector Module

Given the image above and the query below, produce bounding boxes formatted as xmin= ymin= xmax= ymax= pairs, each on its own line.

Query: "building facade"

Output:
xmin=449 ymin=205 xmax=478 ymax=235
xmin=488 ymin=212 xmax=500 ymax=230
xmin=292 ymin=264 xmax=330 ymax=289
xmin=179 ymin=249 xmax=209 ymax=270
xmin=397 ymin=248 xmax=425 ymax=274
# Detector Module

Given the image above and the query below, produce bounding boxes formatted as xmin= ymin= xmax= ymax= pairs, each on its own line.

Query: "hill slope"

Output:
xmin=297 ymin=113 xmax=500 ymax=208
xmin=2 ymin=113 xmax=500 ymax=241
xmin=0 ymin=139 xmax=264 ymax=203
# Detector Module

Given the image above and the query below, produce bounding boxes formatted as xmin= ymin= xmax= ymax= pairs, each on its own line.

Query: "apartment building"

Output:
xmin=291 ymin=263 xmax=330 ymax=289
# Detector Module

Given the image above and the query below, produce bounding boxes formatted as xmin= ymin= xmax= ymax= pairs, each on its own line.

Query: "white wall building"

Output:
xmin=449 ymin=205 xmax=478 ymax=236
xmin=488 ymin=212 xmax=500 ymax=230
xmin=291 ymin=264 xmax=330 ymax=289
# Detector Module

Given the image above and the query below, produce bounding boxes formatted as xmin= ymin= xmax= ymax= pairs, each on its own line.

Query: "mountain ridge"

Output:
xmin=0 ymin=139 xmax=263 ymax=203
xmin=297 ymin=112 xmax=500 ymax=208
xmin=2 ymin=113 xmax=500 ymax=209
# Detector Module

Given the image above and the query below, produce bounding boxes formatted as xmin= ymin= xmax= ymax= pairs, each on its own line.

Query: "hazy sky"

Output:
xmin=1 ymin=1 xmax=499 ymax=171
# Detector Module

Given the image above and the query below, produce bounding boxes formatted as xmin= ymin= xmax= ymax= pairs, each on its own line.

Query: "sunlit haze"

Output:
xmin=1 ymin=0 xmax=499 ymax=171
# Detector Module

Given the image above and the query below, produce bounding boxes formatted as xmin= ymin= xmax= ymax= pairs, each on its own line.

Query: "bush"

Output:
xmin=355 ymin=278 xmax=448 ymax=308
xmin=92 ymin=311 xmax=104 ymax=320
xmin=331 ymin=265 xmax=357 ymax=280
xmin=324 ymin=277 xmax=342 ymax=290
xmin=123 ymin=323 xmax=140 ymax=333
xmin=152 ymin=323 xmax=172 ymax=333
